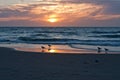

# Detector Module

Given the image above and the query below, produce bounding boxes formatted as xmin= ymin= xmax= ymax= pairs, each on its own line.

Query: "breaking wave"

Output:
xmin=89 ymin=34 xmax=120 ymax=38
xmin=18 ymin=37 xmax=80 ymax=44
xmin=18 ymin=37 xmax=120 ymax=46
xmin=91 ymin=31 xmax=120 ymax=34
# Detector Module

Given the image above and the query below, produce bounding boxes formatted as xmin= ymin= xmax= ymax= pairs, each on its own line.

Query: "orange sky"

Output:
xmin=0 ymin=0 xmax=120 ymax=27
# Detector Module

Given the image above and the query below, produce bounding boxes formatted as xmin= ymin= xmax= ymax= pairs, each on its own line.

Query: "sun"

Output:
xmin=49 ymin=49 xmax=56 ymax=53
xmin=48 ymin=18 xmax=58 ymax=23
xmin=47 ymin=14 xmax=59 ymax=23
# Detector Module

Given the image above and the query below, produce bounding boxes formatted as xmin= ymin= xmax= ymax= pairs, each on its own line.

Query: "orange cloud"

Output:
xmin=93 ymin=14 xmax=120 ymax=20
xmin=29 ymin=2 xmax=103 ymax=23
xmin=0 ymin=16 xmax=29 ymax=21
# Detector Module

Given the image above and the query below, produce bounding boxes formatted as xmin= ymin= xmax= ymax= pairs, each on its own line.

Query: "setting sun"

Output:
xmin=47 ymin=14 xmax=58 ymax=23
xmin=48 ymin=18 xmax=58 ymax=23
xmin=49 ymin=49 xmax=56 ymax=53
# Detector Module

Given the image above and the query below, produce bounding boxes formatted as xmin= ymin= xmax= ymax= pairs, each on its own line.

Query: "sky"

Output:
xmin=0 ymin=0 xmax=120 ymax=27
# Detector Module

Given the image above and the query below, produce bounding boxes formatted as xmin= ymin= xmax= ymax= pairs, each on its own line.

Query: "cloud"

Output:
xmin=0 ymin=16 xmax=29 ymax=21
xmin=29 ymin=2 xmax=103 ymax=21
xmin=93 ymin=14 xmax=120 ymax=20
xmin=0 ymin=0 xmax=120 ymax=26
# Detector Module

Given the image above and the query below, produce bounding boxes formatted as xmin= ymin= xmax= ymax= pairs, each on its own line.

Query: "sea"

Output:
xmin=0 ymin=27 xmax=120 ymax=52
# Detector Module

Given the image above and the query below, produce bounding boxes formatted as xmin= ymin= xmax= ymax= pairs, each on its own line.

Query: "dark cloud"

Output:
xmin=62 ymin=0 xmax=120 ymax=14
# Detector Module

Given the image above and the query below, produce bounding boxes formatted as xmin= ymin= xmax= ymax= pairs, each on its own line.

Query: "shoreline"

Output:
xmin=0 ymin=44 xmax=97 ymax=54
xmin=0 ymin=44 xmax=120 ymax=54
xmin=0 ymin=46 xmax=96 ymax=55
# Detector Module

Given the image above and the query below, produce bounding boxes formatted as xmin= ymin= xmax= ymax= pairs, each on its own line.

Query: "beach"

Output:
xmin=1 ymin=47 xmax=120 ymax=80
xmin=0 ymin=0 xmax=120 ymax=79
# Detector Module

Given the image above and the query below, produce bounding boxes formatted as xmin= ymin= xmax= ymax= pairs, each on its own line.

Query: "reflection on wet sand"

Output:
xmin=14 ymin=44 xmax=96 ymax=54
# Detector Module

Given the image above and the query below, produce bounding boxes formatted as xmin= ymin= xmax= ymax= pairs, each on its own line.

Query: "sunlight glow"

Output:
xmin=49 ymin=49 xmax=56 ymax=53
xmin=47 ymin=14 xmax=58 ymax=23
xmin=48 ymin=18 xmax=58 ymax=23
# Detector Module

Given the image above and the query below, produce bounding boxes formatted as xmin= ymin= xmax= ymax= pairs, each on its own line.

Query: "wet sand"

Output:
xmin=0 ymin=47 xmax=120 ymax=80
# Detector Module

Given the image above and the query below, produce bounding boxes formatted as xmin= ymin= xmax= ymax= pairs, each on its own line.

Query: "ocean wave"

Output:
xmin=30 ymin=31 xmax=77 ymax=37
xmin=36 ymin=31 xmax=76 ymax=34
xmin=18 ymin=37 xmax=120 ymax=46
xmin=91 ymin=31 xmax=120 ymax=34
xmin=0 ymin=39 xmax=10 ymax=42
xmin=89 ymin=34 xmax=120 ymax=38
xmin=18 ymin=37 xmax=80 ymax=44
xmin=76 ymin=40 xmax=120 ymax=46
xmin=36 ymin=31 xmax=78 ymax=36
xmin=31 ymin=33 xmax=50 ymax=37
